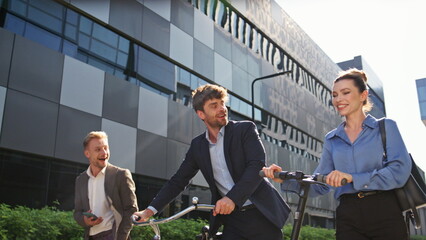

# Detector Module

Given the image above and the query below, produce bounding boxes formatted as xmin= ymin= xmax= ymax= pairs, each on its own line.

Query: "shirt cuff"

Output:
xmin=351 ymin=172 xmax=371 ymax=190
xmin=147 ymin=206 xmax=158 ymax=215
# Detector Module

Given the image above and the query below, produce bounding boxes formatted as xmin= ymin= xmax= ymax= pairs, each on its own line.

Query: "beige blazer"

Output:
xmin=74 ymin=164 xmax=138 ymax=240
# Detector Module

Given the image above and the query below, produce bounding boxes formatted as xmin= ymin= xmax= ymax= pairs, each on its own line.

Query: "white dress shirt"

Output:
xmin=87 ymin=166 xmax=114 ymax=236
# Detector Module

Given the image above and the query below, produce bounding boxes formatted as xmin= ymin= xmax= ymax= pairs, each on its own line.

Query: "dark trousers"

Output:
xmin=220 ymin=207 xmax=282 ymax=240
xmin=336 ymin=190 xmax=408 ymax=240
xmin=88 ymin=229 xmax=114 ymax=240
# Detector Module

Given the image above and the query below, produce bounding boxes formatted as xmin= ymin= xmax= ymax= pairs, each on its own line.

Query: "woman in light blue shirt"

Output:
xmin=264 ymin=68 xmax=411 ymax=240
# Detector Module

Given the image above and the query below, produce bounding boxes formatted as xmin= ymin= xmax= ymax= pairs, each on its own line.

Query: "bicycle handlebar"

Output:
xmin=132 ymin=201 xmax=214 ymax=226
xmin=259 ymin=170 xmax=347 ymax=186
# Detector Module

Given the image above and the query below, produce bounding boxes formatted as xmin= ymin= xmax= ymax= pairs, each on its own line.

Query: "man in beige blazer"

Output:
xmin=74 ymin=131 xmax=138 ymax=240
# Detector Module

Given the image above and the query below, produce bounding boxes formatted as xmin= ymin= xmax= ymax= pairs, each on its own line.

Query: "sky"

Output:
xmin=275 ymin=0 xmax=426 ymax=170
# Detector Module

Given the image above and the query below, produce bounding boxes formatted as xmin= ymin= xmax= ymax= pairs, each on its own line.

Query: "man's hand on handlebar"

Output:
xmin=262 ymin=164 xmax=284 ymax=183
xmin=326 ymin=170 xmax=353 ymax=187
xmin=213 ymin=196 xmax=235 ymax=216
xmin=133 ymin=209 xmax=154 ymax=223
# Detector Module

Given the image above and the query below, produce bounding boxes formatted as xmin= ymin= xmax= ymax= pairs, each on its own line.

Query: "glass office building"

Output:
xmin=417 ymin=78 xmax=426 ymax=126
xmin=0 ymin=0 xmax=381 ymax=229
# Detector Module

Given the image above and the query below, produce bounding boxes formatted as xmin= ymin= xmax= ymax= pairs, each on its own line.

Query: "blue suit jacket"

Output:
xmin=150 ymin=120 xmax=290 ymax=231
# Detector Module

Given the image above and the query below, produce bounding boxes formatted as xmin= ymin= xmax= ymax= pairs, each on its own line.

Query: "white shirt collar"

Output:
xmin=205 ymin=126 xmax=225 ymax=144
xmin=86 ymin=164 xmax=108 ymax=178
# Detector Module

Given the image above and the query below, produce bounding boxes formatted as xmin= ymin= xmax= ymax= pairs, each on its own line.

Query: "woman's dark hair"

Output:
xmin=334 ymin=68 xmax=373 ymax=112
xmin=191 ymin=84 xmax=228 ymax=112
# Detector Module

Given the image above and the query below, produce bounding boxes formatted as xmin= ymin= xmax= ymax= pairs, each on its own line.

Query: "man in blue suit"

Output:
xmin=134 ymin=84 xmax=289 ymax=239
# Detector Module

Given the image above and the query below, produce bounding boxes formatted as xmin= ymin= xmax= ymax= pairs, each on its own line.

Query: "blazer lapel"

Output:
xmin=81 ymin=173 xmax=90 ymax=209
xmin=104 ymin=164 xmax=116 ymax=200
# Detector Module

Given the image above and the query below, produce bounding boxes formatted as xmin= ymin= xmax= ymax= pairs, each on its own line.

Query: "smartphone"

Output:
xmin=83 ymin=212 xmax=98 ymax=220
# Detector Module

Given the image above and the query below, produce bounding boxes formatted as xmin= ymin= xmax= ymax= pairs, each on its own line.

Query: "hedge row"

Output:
xmin=0 ymin=204 xmax=82 ymax=240
xmin=1 ymin=204 xmax=426 ymax=240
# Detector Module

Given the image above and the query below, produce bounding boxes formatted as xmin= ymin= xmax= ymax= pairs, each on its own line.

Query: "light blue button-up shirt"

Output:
xmin=283 ymin=115 xmax=412 ymax=200
xmin=207 ymin=127 xmax=234 ymax=197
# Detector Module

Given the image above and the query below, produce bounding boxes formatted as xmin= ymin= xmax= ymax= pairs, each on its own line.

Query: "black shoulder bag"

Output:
xmin=379 ymin=118 xmax=426 ymax=229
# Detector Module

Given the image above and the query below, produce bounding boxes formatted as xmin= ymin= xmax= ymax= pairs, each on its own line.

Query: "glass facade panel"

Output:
xmin=230 ymin=95 xmax=239 ymax=112
xmin=79 ymin=16 xmax=92 ymax=35
xmin=62 ymin=40 xmax=78 ymax=57
xmin=66 ymin=8 xmax=78 ymax=25
xmin=88 ymin=56 xmax=115 ymax=75
xmin=65 ymin=23 xmax=77 ymax=41
xmin=133 ymin=175 xmax=183 ymax=216
xmin=138 ymin=46 xmax=175 ymax=92
xmin=421 ymin=103 xmax=426 ymax=117
xmin=178 ymin=68 xmax=191 ymax=87
xmin=418 ymin=86 xmax=426 ymax=101
xmin=0 ymin=149 xmax=49 ymax=209
xmin=47 ymin=161 xmax=86 ymax=210
xmin=9 ymin=0 xmax=27 ymax=16
xmin=92 ymin=22 xmax=118 ymax=47
xmin=193 ymin=76 xmax=208 ymax=89
xmin=25 ymin=23 xmax=61 ymax=51
xmin=27 ymin=6 xmax=62 ymax=33
xmin=90 ymin=38 xmax=117 ymax=63
xmin=76 ymin=51 xmax=88 ymax=63
xmin=116 ymin=51 xmax=128 ymax=68
xmin=78 ymin=33 xmax=90 ymax=49
xmin=114 ymin=69 xmax=126 ymax=80
xmin=4 ymin=13 xmax=25 ymax=35
xmin=30 ymin=0 xmax=64 ymax=19
xmin=370 ymin=92 xmax=384 ymax=112
xmin=118 ymin=36 xmax=129 ymax=52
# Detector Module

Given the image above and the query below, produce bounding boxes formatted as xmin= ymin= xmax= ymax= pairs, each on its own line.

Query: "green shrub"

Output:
xmin=130 ymin=217 xmax=208 ymax=240
xmin=283 ymin=224 xmax=335 ymax=240
xmin=411 ymin=235 xmax=426 ymax=240
xmin=0 ymin=204 xmax=83 ymax=240
xmin=1 ymin=204 xmax=425 ymax=240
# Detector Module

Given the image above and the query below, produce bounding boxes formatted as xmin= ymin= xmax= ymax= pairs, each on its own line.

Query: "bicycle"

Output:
xmin=132 ymin=172 xmax=346 ymax=240
xmin=259 ymin=170 xmax=347 ymax=240
xmin=132 ymin=197 xmax=221 ymax=240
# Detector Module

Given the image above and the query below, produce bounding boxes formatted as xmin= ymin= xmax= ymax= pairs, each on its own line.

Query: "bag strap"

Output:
xmin=378 ymin=118 xmax=420 ymax=230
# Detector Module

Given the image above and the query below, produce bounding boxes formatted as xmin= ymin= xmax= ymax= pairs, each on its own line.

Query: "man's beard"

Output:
xmin=207 ymin=117 xmax=228 ymax=128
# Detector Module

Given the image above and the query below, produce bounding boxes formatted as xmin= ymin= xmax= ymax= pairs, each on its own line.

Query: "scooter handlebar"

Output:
xmin=259 ymin=170 xmax=347 ymax=185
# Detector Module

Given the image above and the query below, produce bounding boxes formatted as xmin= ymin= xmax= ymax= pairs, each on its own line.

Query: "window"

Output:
xmin=0 ymin=149 xmax=50 ymax=209
xmin=192 ymin=0 xmax=334 ymax=110
xmin=420 ymin=103 xmax=426 ymax=118
xmin=418 ymin=86 xmax=426 ymax=101
xmin=25 ymin=22 xmax=61 ymax=51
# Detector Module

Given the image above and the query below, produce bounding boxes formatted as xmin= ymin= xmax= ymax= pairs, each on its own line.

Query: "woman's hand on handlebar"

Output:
xmin=133 ymin=209 xmax=154 ymax=223
xmin=262 ymin=164 xmax=284 ymax=183
xmin=326 ymin=170 xmax=353 ymax=187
